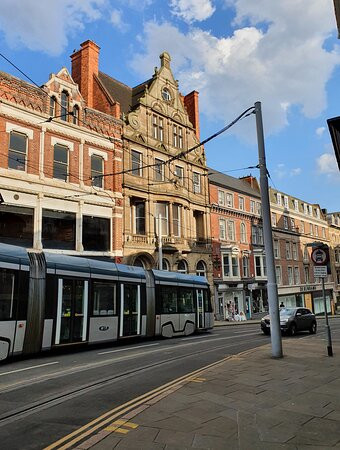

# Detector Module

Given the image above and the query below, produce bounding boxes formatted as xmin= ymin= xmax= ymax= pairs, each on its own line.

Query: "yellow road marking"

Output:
xmin=44 ymin=355 xmax=233 ymax=450
xmin=113 ymin=428 xmax=129 ymax=434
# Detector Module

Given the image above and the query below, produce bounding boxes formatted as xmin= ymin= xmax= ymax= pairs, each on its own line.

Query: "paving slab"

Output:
xmin=91 ymin=337 xmax=340 ymax=450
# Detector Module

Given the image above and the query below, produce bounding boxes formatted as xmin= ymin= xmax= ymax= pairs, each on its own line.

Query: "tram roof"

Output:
xmin=0 ymin=243 xmax=30 ymax=267
xmin=152 ymin=270 xmax=209 ymax=287
xmin=44 ymin=252 xmax=145 ymax=280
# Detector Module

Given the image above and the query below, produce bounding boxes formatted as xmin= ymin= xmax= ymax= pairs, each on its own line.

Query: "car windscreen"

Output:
xmin=279 ymin=308 xmax=295 ymax=316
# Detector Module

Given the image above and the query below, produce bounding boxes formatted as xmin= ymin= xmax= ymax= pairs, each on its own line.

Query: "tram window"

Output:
xmin=17 ymin=271 xmax=29 ymax=320
xmin=92 ymin=281 xmax=116 ymax=316
xmin=178 ymin=288 xmax=194 ymax=313
xmin=0 ymin=269 xmax=16 ymax=320
xmin=160 ymin=286 xmax=177 ymax=313
xmin=203 ymin=290 xmax=212 ymax=312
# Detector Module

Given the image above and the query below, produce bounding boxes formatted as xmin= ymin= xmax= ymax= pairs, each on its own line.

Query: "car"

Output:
xmin=261 ymin=307 xmax=317 ymax=336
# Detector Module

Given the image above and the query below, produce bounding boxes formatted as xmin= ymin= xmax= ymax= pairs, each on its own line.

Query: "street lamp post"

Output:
xmin=254 ymin=101 xmax=283 ymax=358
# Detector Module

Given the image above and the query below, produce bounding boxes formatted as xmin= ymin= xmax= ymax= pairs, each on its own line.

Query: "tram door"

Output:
xmin=55 ymin=279 xmax=88 ymax=344
xmin=196 ymin=289 xmax=205 ymax=329
xmin=120 ymin=284 xmax=140 ymax=337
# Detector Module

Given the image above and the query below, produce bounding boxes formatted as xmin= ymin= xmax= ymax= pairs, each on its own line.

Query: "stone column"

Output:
xmin=34 ymin=193 xmax=43 ymax=250
xmin=76 ymin=201 xmax=84 ymax=252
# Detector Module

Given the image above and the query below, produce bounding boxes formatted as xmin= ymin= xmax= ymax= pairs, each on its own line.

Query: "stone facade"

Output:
xmin=70 ymin=42 xmax=212 ymax=281
xmin=270 ymin=188 xmax=335 ymax=314
xmin=0 ymin=66 xmax=123 ymax=256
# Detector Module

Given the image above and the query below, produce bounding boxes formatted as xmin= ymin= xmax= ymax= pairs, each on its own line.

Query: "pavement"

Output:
xmin=73 ymin=327 xmax=340 ymax=450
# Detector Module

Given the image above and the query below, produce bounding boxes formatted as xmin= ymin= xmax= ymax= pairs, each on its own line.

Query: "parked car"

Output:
xmin=261 ymin=307 xmax=317 ymax=336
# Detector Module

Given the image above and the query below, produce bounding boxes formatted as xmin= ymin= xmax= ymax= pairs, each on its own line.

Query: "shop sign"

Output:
xmin=300 ymin=285 xmax=317 ymax=292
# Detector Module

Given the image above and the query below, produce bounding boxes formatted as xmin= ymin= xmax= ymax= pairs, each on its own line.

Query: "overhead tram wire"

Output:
xmin=0 ymin=52 xmax=120 ymax=146
xmin=0 ymin=52 xmax=257 ymax=188
xmin=92 ymin=106 xmax=256 ymax=182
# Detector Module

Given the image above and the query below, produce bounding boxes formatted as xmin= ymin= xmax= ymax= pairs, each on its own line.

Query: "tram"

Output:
xmin=0 ymin=243 xmax=213 ymax=361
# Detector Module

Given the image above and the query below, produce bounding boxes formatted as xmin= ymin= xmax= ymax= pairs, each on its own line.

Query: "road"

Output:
xmin=1 ymin=320 xmax=340 ymax=449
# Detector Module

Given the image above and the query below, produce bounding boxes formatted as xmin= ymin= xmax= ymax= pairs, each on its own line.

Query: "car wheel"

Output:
xmin=290 ymin=323 xmax=297 ymax=336
xmin=309 ymin=322 xmax=317 ymax=334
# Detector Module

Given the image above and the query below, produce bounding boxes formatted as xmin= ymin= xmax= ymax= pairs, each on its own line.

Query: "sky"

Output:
xmin=0 ymin=0 xmax=339 ymax=211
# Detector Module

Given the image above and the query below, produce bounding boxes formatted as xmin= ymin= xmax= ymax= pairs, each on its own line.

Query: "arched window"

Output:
xmin=177 ymin=259 xmax=188 ymax=274
xmin=49 ymin=96 xmax=56 ymax=117
xmin=196 ymin=260 xmax=206 ymax=277
xmin=60 ymin=91 xmax=69 ymax=121
xmin=162 ymin=258 xmax=170 ymax=271
xmin=240 ymin=223 xmax=246 ymax=243
xmin=133 ymin=257 xmax=145 ymax=268
xmin=72 ymin=105 xmax=79 ymax=125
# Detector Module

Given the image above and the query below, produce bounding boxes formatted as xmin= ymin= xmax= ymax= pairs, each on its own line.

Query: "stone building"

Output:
xmin=327 ymin=212 xmax=340 ymax=310
xmin=0 ymin=62 xmax=123 ymax=256
xmin=71 ymin=41 xmax=212 ymax=279
xmin=270 ymin=188 xmax=335 ymax=314
xmin=209 ymin=169 xmax=266 ymax=320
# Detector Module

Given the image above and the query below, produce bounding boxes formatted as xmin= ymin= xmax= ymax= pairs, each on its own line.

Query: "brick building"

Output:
xmin=0 ymin=61 xmax=123 ymax=256
xmin=209 ymin=169 xmax=266 ymax=320
xmin=270 ymin=188 xmax=335 ymax=314
xmin=71 ymin=42 xmax=212 ymax=280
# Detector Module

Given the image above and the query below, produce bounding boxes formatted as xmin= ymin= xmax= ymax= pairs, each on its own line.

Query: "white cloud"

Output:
xmin=290 ymin=168 xmax=301 ymax=176
xmin=110 ymin=9 xmax=129 ymax=32
xmin=0 ymin=0 xmax=106 ymax=55
xmin=316 ymin=126 xmax=326 ymax=137
xmin=169 ymin=0 xmax=215 ymax=23
xmin=316 ymin=153 xmax=338 ymax=175
xmin=132 ymin=1 xmax=340 ymax=140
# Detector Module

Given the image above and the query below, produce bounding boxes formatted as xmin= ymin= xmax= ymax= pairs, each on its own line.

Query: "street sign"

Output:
xmin=311 ymin=247 xmax=328 ymax=265
xmin=313 ymin=265 xmax=327 ymax=278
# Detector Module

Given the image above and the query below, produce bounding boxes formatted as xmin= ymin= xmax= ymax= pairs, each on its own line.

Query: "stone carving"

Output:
xmin=127 ymin=112 xmax=140 ymax=130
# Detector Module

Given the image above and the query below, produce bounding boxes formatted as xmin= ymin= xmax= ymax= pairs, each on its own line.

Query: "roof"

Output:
xmin=152 ymin=269 xmax=209 ymax=287
xmin=98 ymin=71 xmax=153 ymax=115
xmin=208 ymin=168 xmax=261 ymax=198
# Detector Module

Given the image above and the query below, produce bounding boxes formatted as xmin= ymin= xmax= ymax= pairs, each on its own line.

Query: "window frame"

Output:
xmin=60 ymin=90 xmax=69 ymax=121
xmin=131 ymin=150 xmax=142 ymax=177
xmin=91 ymin=154 xmax=104 ymax=188
xmin=154 ymin=157 xmax=165 ymax=181
xmin=8 ymin=131 xmax=28 ymax=172
xmin=53 ymin=143 xmax=69 ymax=181
xmin=193 ymin=172 xmax=201 ymax=194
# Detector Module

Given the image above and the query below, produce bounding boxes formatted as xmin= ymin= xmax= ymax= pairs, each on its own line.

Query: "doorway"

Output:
xmin=196 ymin=289 xmax=205 ymax=329
xmin=55 ymin=278 xmax=88 ymax=344
xmin=120 ymin=284 xmax=140 ymax=337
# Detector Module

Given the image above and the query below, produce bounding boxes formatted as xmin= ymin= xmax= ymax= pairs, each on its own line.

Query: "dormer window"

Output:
xmin=61 ymin=91 xmax=69 ymax=121
xmin=49 ymin=96 xmax=56 ymax=117
xmin=161 ymin=87 xmax=171 ymax=102
xmin=72 ymin=105 xmax=79 ymax=125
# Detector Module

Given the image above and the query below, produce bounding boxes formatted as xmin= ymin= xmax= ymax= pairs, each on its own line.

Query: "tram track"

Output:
xmin=0 ymin=335 xmax=267 ymax=427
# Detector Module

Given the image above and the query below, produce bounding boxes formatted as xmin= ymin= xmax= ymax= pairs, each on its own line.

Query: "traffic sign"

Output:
xmin=311 ymin=247 xmax=328 ymax=265
xmin=313 ymin=265 xmax=327 ymax=278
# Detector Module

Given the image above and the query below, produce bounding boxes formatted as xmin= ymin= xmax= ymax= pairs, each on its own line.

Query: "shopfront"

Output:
xmin=278 ymin=284 xmax=334 ymax=315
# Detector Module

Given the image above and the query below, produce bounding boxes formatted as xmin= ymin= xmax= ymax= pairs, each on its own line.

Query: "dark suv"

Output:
xmin=261 ymin=307 xmax=317 ymax=336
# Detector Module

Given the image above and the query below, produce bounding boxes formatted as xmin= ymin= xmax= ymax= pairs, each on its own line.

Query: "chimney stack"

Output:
xmin=184 ymin=91 xmax=200 ymax=140
xmin=71 ymin=40 xmax=100 ymax=108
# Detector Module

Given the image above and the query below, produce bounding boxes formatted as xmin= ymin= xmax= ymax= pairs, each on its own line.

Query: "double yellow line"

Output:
xmin=44 ymin=354 xmax=236 ymax=450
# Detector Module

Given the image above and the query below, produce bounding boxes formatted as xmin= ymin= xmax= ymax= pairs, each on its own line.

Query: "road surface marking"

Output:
xmin=0 ymin=361 xmax=59 ymax=377
xmin=44 ymin=355 xmax=236 ymax=450
xmin=98 ymin=343 xmax=159 ymax=355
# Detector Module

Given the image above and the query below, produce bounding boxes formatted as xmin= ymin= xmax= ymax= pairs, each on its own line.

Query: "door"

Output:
xmin=55 ymin=279 xmax=88 ymax=344
xmin=196 ymin=289 xmax=205 ymax=329
xmin=120 ymin=284 xmax=140 ymax=337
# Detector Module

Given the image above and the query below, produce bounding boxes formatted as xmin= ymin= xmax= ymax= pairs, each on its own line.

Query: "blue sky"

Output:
xmin=0 ymin=0 xmax=339 ymax=211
